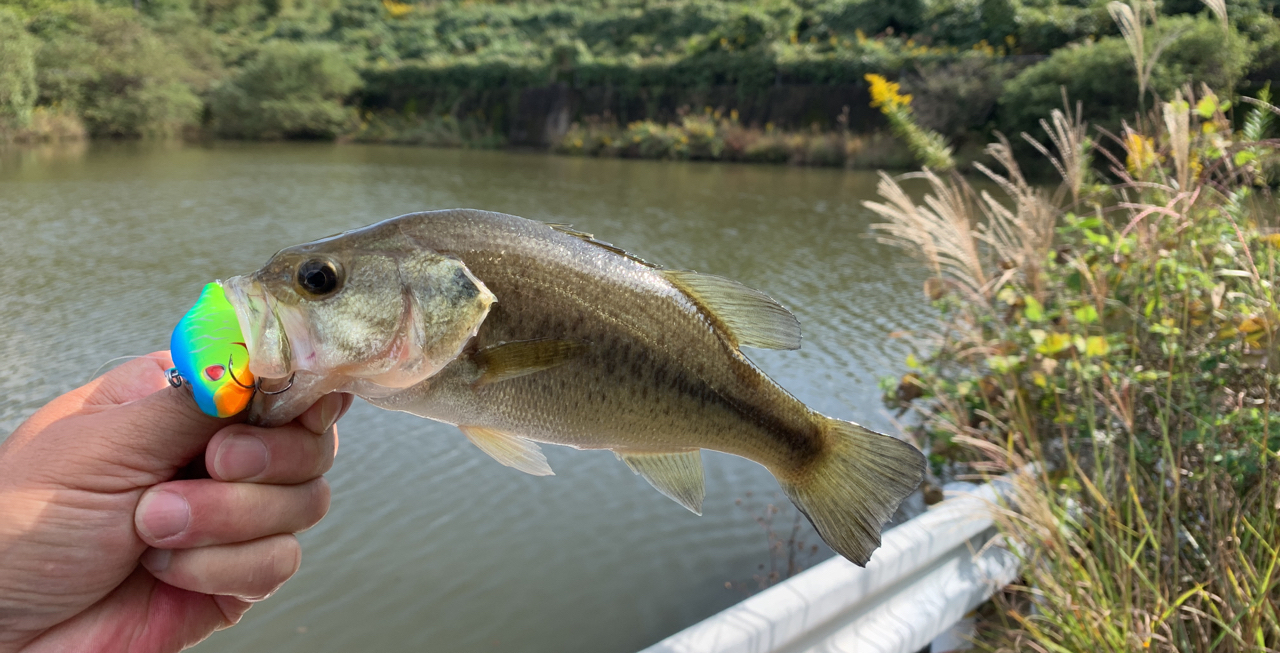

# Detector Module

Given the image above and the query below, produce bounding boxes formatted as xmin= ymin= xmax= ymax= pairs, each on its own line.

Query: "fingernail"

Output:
xmin=214 ymin=433 xmax=269 ymax=480
xmin=141 ymin=548 xmax=171 ymax=573
xmin=138 ymin=491 xmax=190 ymax=541
xmin=300 ymin=393 xmax=343 ymax=435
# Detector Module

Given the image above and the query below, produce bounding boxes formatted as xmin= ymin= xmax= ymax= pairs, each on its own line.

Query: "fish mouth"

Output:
xmin=222 ymin=275 xmax=297 ymax=380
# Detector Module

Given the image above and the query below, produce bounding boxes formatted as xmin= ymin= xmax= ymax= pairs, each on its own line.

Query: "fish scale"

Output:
xmin=227 ymin=208 xmax=926 ymax=566
xmin=396 ymin=213 xmax=810 ymax=459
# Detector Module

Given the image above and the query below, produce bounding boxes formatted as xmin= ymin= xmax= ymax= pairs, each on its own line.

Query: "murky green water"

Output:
xmin=0 ymin=141 xmax=930 ymax=652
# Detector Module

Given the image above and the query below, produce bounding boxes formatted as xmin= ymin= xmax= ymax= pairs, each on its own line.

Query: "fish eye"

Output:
xmin=296 ymin=259 xmax=343 ymax=298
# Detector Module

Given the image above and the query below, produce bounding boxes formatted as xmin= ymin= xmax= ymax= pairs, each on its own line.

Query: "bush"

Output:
xmin=28 ymin=3 xmax=201 ymax=138
xmin=999 ymin=16 xmax=1251 ymax=138
xmin=812 ymin=0 xmax=926 ymax=37
xmin=873 ymin=87 xmax=1280 ymax=652
xmin=211 ymin=41 xmax=361 ymax=139
xmin=0 ymin=8 xmax=37 ymax=132
xmin=903 ymin=54 xmax=1014 ymax=139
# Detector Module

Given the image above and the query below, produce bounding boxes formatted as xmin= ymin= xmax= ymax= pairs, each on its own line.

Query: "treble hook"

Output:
xmin=226 ymin=354 xmax=255 ymax=390
xmin=256 ymin=373 xmax=296 ymax=396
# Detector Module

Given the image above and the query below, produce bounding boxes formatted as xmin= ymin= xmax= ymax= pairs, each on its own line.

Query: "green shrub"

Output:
xmin=0 ymin=8 xmax=37 ymax=131
xmin=212 ymin=41 xmax=361 ymax=139
xmin=921 ymin=0 xmax=1022 ymax=48
xmin=904 ymin=53 xmax=1013 ymax=138
xmin=999 ymin=16 xmax=1251 ymax=138
xmin=29 ymin=2 xmax=201 ymax=138
xmin=874 ymin=89 xmax=1280 ymax=652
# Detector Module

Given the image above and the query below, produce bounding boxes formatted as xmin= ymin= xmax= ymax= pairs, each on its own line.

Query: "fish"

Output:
xmin=170 ymin=281 xmax=257 ymax=418
xmin=223 ymin=209 xmax=926 ymax=565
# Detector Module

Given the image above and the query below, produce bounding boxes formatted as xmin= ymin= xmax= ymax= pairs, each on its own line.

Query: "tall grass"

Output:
xmin=871 ymin=76 xmax=1280 ymax=653
xmin=552 ymin=108 xmax=916 ymax=169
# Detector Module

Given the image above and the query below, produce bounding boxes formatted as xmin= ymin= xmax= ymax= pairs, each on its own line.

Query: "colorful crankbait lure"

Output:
xmin=168 ymin=282 xmax=256 ymax=418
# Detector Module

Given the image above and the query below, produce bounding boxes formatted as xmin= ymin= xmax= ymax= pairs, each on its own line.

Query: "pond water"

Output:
xmin=0 ymin=142 xmax=930 ymax=653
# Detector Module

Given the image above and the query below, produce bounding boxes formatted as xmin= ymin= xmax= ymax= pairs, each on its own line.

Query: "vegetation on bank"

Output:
xmin=875 ymin=0 xmax=1280 ymax=644
xmin=0 ymin=0 xmax=1277 ymax=161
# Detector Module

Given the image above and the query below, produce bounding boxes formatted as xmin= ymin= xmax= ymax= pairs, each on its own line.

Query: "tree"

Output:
xmin=211 ymin=41 xmax=361 ymax=139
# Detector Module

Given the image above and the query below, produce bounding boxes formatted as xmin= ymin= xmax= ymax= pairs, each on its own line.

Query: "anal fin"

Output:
xmin=459 ymin=425 xmax=554 ymax=476
xmin=617 ymin=450 xmax=705 ymax=515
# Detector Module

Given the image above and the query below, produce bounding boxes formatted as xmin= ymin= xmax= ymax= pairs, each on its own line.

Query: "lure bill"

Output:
xmin=169 ymin=281 xmax=256 ymax=418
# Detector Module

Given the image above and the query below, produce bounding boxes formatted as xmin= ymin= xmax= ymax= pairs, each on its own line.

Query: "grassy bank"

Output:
xmin=548 ymin=111 xmax=915 ymax=169
xmin=1 ymin=0 xmax=1278 ymax=165
xmin=873 ymin=0 xmax=1280 ymax=642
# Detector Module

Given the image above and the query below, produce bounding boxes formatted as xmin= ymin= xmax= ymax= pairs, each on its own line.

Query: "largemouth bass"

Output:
xmin=224 ymin=209 xmax=925 ymax=565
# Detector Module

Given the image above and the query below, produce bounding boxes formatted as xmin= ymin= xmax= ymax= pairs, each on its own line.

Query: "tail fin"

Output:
xmin=778 ymin=419 xmax=926 ymax=566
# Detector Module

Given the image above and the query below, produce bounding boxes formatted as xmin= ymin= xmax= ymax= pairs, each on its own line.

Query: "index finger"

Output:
xmin=81 ymin=351 xmax=177 ymax=407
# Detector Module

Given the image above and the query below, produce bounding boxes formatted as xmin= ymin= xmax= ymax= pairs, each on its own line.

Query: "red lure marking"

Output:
xmin=205 ymin=365 xmax=225 ymax=381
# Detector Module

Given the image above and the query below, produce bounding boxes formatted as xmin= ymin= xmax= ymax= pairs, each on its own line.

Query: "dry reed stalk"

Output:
xmin=865 ymin=170 xmax=992 ymax=304
xmin=1164 ymin=90 xmax=1192 ymax=190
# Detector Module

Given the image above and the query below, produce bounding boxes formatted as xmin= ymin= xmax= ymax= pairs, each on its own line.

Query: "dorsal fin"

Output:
xmin=661 ymin=269 xmax=802 ymax=350
xmin=545 ymin=223 xmax=659 ymax=268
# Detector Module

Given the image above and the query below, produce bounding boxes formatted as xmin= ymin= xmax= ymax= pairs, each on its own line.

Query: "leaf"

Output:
xmin=1024 ymin=295 xmax=1045 ymax=322
xmin=1235 ymin=150 xmax=1258 ymax=167
xmin=905 ymin=353 xmax=919 ymax=369
xmin=987 ymin=355 xmax=1023 ymax=374
xmin=1036 ymin=332 xmax=1073 ymax=356
xmin=1239 ymin=316 xmax=1267 ymax=334
xmin=1196 ymin=96 xmax=1217 ymax=119
xmin=1074 ymin=305 xmax=1098 ymax=324
xmin=1085 ymin=336 xmax=1110 ymax=357
xmin=1082 ymin=229 xmax=1110 ymax=246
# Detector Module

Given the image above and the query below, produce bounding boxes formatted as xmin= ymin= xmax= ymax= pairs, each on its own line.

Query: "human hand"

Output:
xmin=0 ymin=352 xmax=350 ymax=652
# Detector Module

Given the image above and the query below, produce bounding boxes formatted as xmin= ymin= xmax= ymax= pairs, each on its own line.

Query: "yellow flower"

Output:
xmin=865 ymin=74 xmax=912 ymax=111
xmin=382 ymin=0 xmax=412 ymax=17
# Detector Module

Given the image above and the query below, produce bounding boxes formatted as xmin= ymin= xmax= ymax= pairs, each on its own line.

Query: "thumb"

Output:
xmin=7 ymin=352 xmax=238 ymax=492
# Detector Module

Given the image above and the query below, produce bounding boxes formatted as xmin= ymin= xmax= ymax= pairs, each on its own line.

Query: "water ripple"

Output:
xmin=1 ymin=142 xmax=931 ymax=653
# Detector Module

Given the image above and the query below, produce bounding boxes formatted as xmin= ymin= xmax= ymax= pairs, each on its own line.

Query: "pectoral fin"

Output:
xmin=472 ymin=339 xmax=588 ymax=387
xmin=662 ymin=270 xmax=801 ymax=350
xmin=459 ymin=425 xmax=554 ymax=476
xmin=617 ymin=450 xmax=705 ymax=515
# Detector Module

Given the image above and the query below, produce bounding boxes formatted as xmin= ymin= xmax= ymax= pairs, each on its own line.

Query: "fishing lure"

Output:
xmin=167 ymin=281 xmax=258 ymax=418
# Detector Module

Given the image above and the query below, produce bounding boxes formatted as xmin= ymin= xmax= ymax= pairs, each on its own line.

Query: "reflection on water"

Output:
xmin=0 ymin=142 xmax=930 ymax=653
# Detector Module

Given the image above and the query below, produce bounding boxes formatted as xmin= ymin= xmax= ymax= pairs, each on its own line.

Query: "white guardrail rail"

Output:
xmin=639 ymin=479 xmax=1020 ymax=653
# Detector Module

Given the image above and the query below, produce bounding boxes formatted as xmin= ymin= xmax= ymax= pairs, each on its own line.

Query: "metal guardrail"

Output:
xmin=639 ymin=479 xmax=1019 ymax=653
